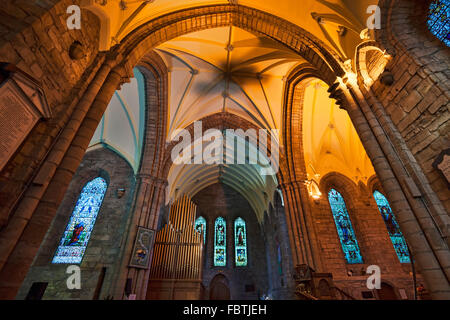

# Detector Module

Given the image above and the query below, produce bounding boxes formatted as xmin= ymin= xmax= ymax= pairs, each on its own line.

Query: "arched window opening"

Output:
xmin=373 ymin=191 xmax=410 ymax=263
xmin=234 ymin=217 xmax=248 ymax=267
xmin=327 ymin=189 xmax=363 ymax=264
xmin=52 ymin=177 xmax=108 ymax=264
xmin=195 ymin=216 xmax=206 ymax=244
xmin=214 ymin=217 xmax=226 ymax=266
xmin=427 ymin=0 xmax=450 ymax=47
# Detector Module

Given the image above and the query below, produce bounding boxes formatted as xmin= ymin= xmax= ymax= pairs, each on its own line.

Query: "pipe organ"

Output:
xmin=147 ymin=195 xmax=204 ymax=299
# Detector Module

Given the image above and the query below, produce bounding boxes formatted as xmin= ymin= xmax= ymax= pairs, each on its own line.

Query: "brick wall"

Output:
xmin=16 ymin=147 xmax=136 ymax=299
xmin=314 ymin=172 xmax=417 ymax=300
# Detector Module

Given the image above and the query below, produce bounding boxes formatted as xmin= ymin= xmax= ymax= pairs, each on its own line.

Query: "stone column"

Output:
xmin=0 ymin=63 xmax=127 ymax=299
xmin=0 ymin=57 xmax=113 ymax=273
xmin=329 ymin=80 xmax=450 ymax=299
xmin=362 ymin=88 xmax=450 ymax=247
xmin=113 ymin=174 xmax=167 ymax=300
xmin=279 ymin=180 xmax=323 ymax=272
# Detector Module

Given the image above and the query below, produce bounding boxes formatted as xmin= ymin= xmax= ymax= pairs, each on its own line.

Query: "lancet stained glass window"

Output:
xmin=328 ymin=189 xmax=363 ymax=264
xmin=373 ymin=191 xmax=410 ymax=263
xmin=214 ymin=217 xmax=226 ymax=266
xmin=234 ymin=217 xmax=248 ymax=267
xmin=427 ymin=0 xmax=450 ymax=47
xmin=195 ymin=216 xmax=206 ymax=244
xmin=52 ymin=177 xmax=107 ymax=264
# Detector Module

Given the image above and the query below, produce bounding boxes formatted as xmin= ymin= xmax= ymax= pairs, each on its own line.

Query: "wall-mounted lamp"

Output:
xmin=304 ymin=180 xmax=322 ymax=201
xmin=116 ymin=188 xmax=126 ymax=198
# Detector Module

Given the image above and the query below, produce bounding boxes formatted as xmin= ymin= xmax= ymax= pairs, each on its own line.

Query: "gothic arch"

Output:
xmin=319 ymin=172 xmax=360 ymax=216
xmin=1 ymin=1 xmax=449 ymax=300
xmin=135 ymin=51 xmax=169 ymax=179
xmin=160 ymin=111 xmax=281 ymax=222
xmin=282 ymin=64 xmax=325 ymax=184
xmin=319 ymin=172 xmax=366 ymax=265
xmin=113 ymin=5 xmax=346 ymax=82
xmin=160 ymin=112 xmax=283 ymax=181
xmin=367 ymin=175 xmax=383 ymax=196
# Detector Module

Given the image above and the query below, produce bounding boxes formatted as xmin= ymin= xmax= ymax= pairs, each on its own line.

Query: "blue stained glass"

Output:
xmin=234 ymin=217 xmax=247 ymax=267
xmin=214 ymin=217 xmax=226 ymax=266
xmin=195 ymin=216 xmax=206 ymax=244
xmin=52 ymin=177 xmax=107 ymax=264
xmin=373 ymin=191 xmax=411 ymax=263
xmin=427 ymin=0 xmax=450 ymax=47
xmin=328 ymin=189 xmax=363 ymax=264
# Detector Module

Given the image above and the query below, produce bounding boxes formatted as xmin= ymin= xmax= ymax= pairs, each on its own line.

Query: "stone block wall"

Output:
xmin=263 ymin=194 xmax=296 ymax=300
xmin=0 ymin=1 xmax=102 ymax=226
xmin=374 ymin=0 xmax=450 ymax=212
xmin=16 ymin=147 xmax=136 ymax=300
xmin=192 ymin=183 xmax=269 ymax=300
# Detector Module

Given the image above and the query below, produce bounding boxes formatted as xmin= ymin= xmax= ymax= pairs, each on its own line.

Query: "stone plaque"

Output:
xmin=433 ymin=149 xmax=450 ymax=188
xmin=129 ymin=226 xmax=155 ymax=269
xmin=0 ymin=80 xmax=40 ymax=171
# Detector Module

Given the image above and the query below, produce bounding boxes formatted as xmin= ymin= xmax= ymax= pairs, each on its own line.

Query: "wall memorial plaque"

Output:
xmin=433 ymin=149 xmax=450 ymax=188
xmin=0 ymin=63 xmax=50 ymax=171
xmin=129 ymin=226 xmax=155 ymax=269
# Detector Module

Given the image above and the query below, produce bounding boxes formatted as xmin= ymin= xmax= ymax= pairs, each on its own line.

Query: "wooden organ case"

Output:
xmin=146 ymin=195 xmax=204 ymax=299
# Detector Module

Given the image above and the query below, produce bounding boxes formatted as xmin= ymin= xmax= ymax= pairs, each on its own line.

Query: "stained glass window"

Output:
xmin=328 ymin=189 xmax=363 ymax=264
xmin=195 ymin=216 xmax=206 ymax=244
xmin=427 ymin=0 xmax=450 ymax=47
xmin=52 ymin=177 xmax=107 ymax=264
xmin=373 ymin=191 xmax=410 ymax=263
xmin=234 ymin=217 xmax=248 ymax=267
xmin=214 ymin=217 xmax=226 ymax=266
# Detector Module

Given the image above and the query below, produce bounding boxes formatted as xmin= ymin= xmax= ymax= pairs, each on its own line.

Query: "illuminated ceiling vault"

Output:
xmin=303 ymin=79 xmax=375 ymax=185
xmin=159 ymin=26 xmax=289 ymax=221
xmin=157 ymin=26 xmax=301 ymax=137
xmin=167 ymin=131 xmax=278 ymax=222
xmin=89 ymin=68 xmax=146 ymax=173
xmin=82 ymin=0 xmax=379 ymax=63
xmin=86 ymin=1 xmax=378 ymax=220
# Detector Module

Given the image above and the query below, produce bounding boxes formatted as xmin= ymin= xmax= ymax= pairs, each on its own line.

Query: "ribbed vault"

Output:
xmin=167 ymin=130 xmax=278 ymax=222
xmin=156 ymin=26 xmax=302 ymax=139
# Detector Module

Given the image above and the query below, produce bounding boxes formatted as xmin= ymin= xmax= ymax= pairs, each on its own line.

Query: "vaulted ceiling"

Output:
xmin=83 ymin=0 xmax=379 ymax=64
xmin=157 ymin=26 xmax=300 ymax=138
xmin=302 ymin=79 xmax=375 ymax=185
xmin=166 ymin=131 xmax=278 ymax=222
xmin=89 ymin=68 xmax=146 ymax=172
xmin=86 ymin=1 xmax=378 ymax=220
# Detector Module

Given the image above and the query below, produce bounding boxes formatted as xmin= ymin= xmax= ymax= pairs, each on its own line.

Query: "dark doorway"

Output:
xmin=25 ymin=282 xmax=48 ymax=300
xmin=377 ymin=283 xmax=398 ymax=300
xmin=209 ymin=274 xmax=230 ymax=300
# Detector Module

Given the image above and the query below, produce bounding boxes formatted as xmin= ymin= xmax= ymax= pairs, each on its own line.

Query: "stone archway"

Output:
xmin=0 ymin=2 xmax=449 ymax=300
xmin=209 ymin=274 xmax=231 ymax=300
xmin=377 ymin=282 xmax=398 ymax=300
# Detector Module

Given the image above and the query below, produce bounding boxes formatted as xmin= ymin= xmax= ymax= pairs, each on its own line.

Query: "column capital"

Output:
xmin=137 ymin=173 xmax=168 ymax=187
xmin=279 ymin=180 xmax=305 ymax=191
